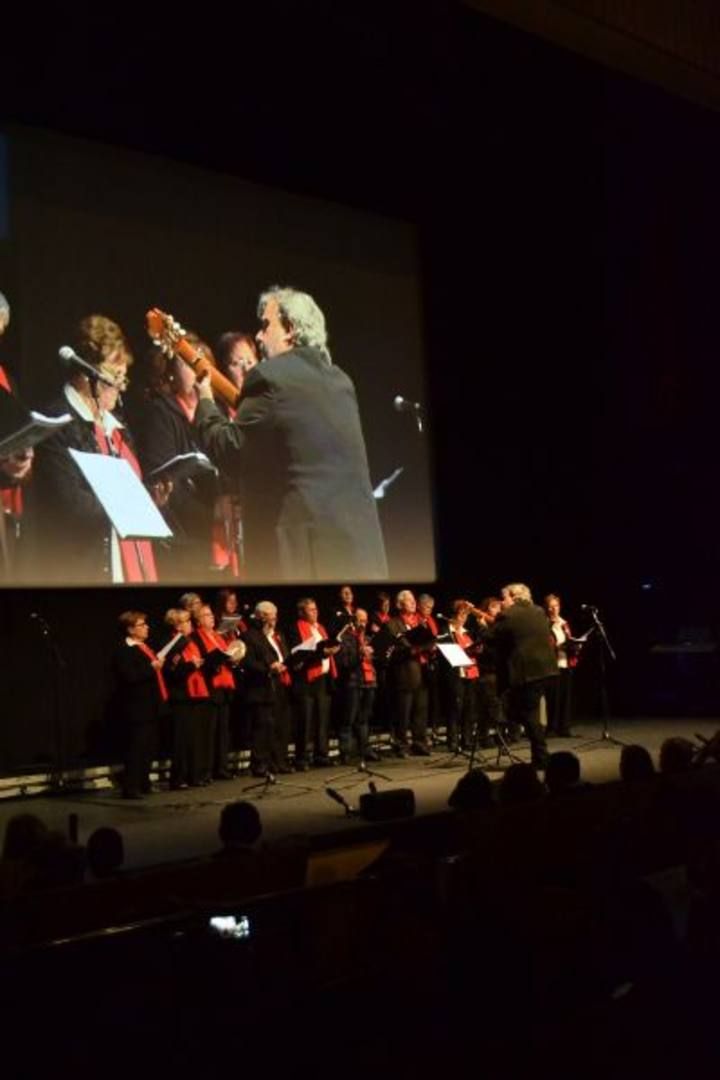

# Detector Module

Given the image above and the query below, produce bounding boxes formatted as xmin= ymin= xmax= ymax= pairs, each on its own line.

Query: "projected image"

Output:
xmin=0 ymin=128 xmax=434 ymax=586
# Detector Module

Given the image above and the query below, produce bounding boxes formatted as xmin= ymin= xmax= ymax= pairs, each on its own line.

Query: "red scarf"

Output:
xmin=296 ymin=619 xmax=337 ymax=682
xmin=93 ymin=422 xmax=158 ymax=583
xmin=196 ymin=627 xmax=235 ymax=690
xmin=136 ymin=641 xmax=168 ymax=700
xmin=0 ymin=374 xmax=23 ymax=517
xmin=452 ymin=627 xmax=479 ymax=679
xmin=273 ymin=631 xmax=292 ymax=687
xmin=177 ymin=638 xmax=210 ymax=698
xmin=357 ymin=628 xmax=376 ymax=685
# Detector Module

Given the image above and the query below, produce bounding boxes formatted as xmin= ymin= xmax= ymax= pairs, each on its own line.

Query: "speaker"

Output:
xmin=359 ymin=787 xmax=415 ymax=822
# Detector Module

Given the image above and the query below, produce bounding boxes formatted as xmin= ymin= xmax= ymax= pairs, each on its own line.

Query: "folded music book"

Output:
xmin=147 ymin=451 xmax=217 ymax=483
xmin=436 ymin=642 xmax=475 ymax=668
xmin=0 ymin=404 xmax=73 ymax=457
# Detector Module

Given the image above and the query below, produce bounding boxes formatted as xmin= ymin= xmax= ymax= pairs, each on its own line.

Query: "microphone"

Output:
xmin=581 ymin=604 xmax=598 ymax=612
xmin=58 ymin=346 xmax=118 ymax=388
xmin=393 ymin=395 xmax=423 ymax=413
xmin=325 ymin=786 xmax=356 ymax=815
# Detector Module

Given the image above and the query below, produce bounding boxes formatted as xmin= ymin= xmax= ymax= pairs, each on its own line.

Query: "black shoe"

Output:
xmin=392 ymin=744 xmax=408 ymax=758
xmin=275 ymin=763 xmax=294 ymax=774
xmin=411 ymin=743 xmax=432 ymax=757
xmin=295 ymin=760 xmax=310 ymax=772
xmin=123 ymin=791 xmax=144 ymax=800
xmin=313 ymin=756 xmax=333 ymax=768
xmin=170 ymin=782 xmax=189 ymax=791
xmin=557 ymin=730 xmax=574 ymax=738
xmin=214 ymin=771 xmax=233 ymax=780
xmin=363 ymin=749 xmax=380 ymax=762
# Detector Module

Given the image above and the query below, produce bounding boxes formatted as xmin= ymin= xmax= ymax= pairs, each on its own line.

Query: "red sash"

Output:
xmin=178 ymin=638 xmax=210 ymax=698
xmin=93 ymin=423 xmax=158 ymax=583
xmin=136 ymin=642 xmax=168 ymax=700
xmin=296 ymin=619 xmax=337 ymax=682
xmin=0 ymin=374 xmax=23 ymax=517
xmin=453 ymin=629 xmax=479 ymax=679
xmin=357 ymin=629 xmax=376 ymax=685
xmin=196 ymin=627 xmax=235 ymax=690
xmin=273 ymin=632 xmax=292 ymax=687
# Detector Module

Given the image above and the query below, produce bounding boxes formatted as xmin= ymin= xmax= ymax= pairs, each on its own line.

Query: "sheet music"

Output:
xmin=436 ymin=642 xmax=474 ymax=668
xmin=68 ymin=450 xmax=173 ymax=539
xmin=157 ymin=632 xmax=184 ymax=661
xmin=291 ymin=636 xmax=322 ymax=655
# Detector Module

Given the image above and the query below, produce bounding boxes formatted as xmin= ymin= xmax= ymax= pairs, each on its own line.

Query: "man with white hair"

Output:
xmin=492 ymin=582 xmax=558 ymax=769
xmin=241 ymin=600 xmax=293 ymax=776
xmin=195 ymin=285 xmax=387 ymax=583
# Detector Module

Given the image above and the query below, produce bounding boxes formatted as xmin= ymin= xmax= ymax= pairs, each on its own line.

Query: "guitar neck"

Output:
xmin=175 ymin=340 xmax=240 ymax=409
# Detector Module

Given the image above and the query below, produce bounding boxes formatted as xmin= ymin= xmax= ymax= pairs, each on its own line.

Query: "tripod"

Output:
xmin=326 ymin=754 xmax=392 ymax=790
xmin=31 ymin=614 xmax=69 ymax=791
xmin=577 ymin=606 xmax=625 ymax=750
xmin=241 ymin=767 xmax=314 ymax=799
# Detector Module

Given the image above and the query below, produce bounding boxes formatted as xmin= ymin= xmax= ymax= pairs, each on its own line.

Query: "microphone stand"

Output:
xmin=577 ymin=606 xmax=625 ymax=750
xmin=31 ymin=614 xmax=69 ymax=791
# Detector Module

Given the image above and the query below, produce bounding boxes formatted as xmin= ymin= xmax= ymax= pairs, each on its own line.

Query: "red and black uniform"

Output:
xmin=164 ymin=634 xmax=211 ymax=787
xmin=335 ymin=625 xmax=378 ymax=762
xmin=288 ymin=618 xmax=336 ymax=767
xmin=444 ymin=623 xmax=481 ymax=752
xmin=113 ymin=640 xmax=168 ymax=797
xmin=193 ymin=626 xmax=236 ymax=779
xmin=30 ymin=389 xmax=157 ymax=584
xmin=242 ymin=624 xmax=293 ymax=775
xmin=545 ymin=617 xmax=576 ymax=736
xmin=384 ymin=613 xmax=430 ymax=755
xmin=0 ymin=365 xmax=27 ymax=580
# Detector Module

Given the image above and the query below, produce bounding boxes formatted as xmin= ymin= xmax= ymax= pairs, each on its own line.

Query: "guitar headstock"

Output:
xmin=146 ymin=308 xmax=187 ymax=356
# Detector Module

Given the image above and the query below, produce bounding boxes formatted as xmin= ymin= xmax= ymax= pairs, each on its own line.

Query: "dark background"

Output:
xmin=1 ymin=2 xmax=719 ymax=771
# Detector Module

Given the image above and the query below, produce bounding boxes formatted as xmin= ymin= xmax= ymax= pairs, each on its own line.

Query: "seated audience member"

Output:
xmin=1 ymin=814 xmax=84 ymax=895
xmin=659 ymin=736 xmax=696 ymax=775
xmin=216 ymin=800 xmax=262 ymax=856
xmin=86 ymin=827 xmax=125 ymax=879
xmin=498 ymin=762 xmax=545 ymax=806
xmin=448 ymin=768 xmax=494 ymax=813
xmin=544 ymin=751 xmax=585 ymax=797
xmin=619 ymin=743 xmax=656 ymax=783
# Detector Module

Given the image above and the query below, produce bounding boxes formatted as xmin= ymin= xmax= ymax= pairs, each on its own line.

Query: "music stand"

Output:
xmin=576 ymin=606 xmax=625 ymax=750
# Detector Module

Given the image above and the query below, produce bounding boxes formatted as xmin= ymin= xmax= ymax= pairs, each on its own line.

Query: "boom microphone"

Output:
xmin=58 ymin=346 xmax=118 ymax=388
xmin=325 ymin=786 xmax=356 ymax=815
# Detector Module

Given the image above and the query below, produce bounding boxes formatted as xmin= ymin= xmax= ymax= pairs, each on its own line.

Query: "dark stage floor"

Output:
xmin=1 ymin=717 xmax=716 ymax=871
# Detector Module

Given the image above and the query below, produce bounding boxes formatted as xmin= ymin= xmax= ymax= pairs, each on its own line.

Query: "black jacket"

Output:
xmin=491 ymin=602 xmax=559 ymax=690
xmin=195 ymin=346 xmax=388 ymax=583
xmin=242 ymin=626 xmax=289 ymax=705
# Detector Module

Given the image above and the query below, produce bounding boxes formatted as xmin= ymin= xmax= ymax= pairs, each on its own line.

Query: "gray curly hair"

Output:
xmin=258 ymin=285 xmax=331 ymax=363
xmin=0 ymin=291 xmax=10 ymax=325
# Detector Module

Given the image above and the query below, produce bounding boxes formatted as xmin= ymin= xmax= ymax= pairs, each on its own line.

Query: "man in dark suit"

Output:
xmin=242 ymin=600 xmax=293 ymax=776
xmin=195 ymin=286 xmax=388 ymax=583
xmin=491 ymin=582 xmax=558 ymax=770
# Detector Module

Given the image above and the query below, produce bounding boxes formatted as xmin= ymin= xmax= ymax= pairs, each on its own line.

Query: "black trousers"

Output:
xmin=123 ymin=720 xmax=156 ymax=796
xmin=507 ymin=678 xmax=551 ymax=768
xmin=207 ymin=696 xmax=232 ymax=776
xmin=248 ymin=696 xmax=289 ymax=774
xmin=391 ymin=684 xmax=429 ymax=748
xmin=293 ymin=677 xmax=331 ymax=763
xmin=171 ymin=701 xmax=211 ymax=786
xmin=446 ymin=677 xmax=479 ymax=751
xmin=336 ymin=684 xmax=376 ymax=760
xmin=545 ymin=668 xmax=573 ymax=734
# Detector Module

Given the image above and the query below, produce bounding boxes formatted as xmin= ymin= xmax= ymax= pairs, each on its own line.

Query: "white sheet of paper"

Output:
xmin=157 ymin=632 xmax=184 ymax=661
xmin=437 ymin=642 xmax=474 ymax=668
xmin=69 ymin=450 xmax=172 ymax=539
xmin=291 ymin=637 xmax=321 ymax=654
